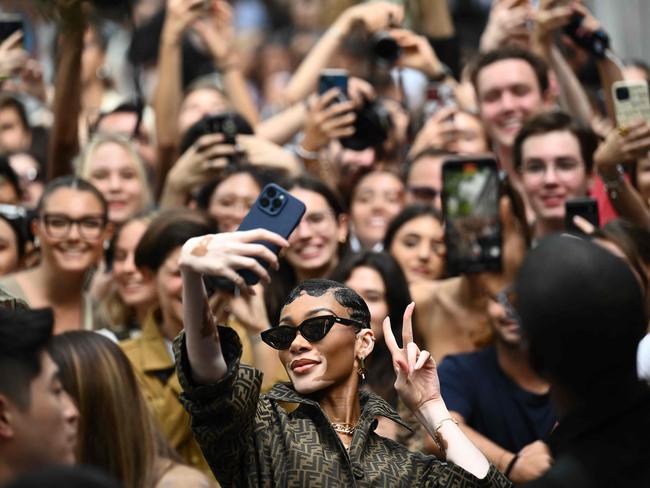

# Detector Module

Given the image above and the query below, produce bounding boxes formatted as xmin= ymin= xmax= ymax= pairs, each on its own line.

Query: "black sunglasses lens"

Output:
xmin=262 ymin=327 xmax=297 ymax=349
xmin=300 ymin=316 xmax=333 ymax=342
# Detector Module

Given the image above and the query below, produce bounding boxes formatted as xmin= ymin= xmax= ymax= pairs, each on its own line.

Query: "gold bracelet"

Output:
xmin=434 ymin=417 xmax=459 ymax=434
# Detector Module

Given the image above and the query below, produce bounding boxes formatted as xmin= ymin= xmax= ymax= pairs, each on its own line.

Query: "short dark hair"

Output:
xmin=36 ymin=176 xmax=108 ymax=222
xmin=515 ymin=235 xmax=647 ymax=396
xmin=134 ymin=209 xmax=217 ymax=273
xmin=513 ymin=111 xmax=599 ymax=173
xmin=0 ymin=94 xmax=30 ymax=133
xmin=383 ymin=204 xmax=443 ymax=250
xmin=0 ymin=308 xmax=54 ymax=410
xmin=470 ymin=45 xmax=550 ymax=97
xmin=282 ymin=279 xmax=371 ymax=328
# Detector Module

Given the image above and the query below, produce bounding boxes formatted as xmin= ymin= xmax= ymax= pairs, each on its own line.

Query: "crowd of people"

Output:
xmin=1 ymin=0 xmax=650 ymax=486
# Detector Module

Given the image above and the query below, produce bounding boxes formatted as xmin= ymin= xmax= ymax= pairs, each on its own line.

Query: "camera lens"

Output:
xmin=272 ymin=198 xmax=282 ymax=209
xmin=616 ymin=86 xmax=630 ymax=101
xmin=371 ymin=32 xmax=401 ymax=66
xmin=266 ymin=187 xmax=277 ymax=198
xmin=260 ymin=197 xmax=270 ymax=207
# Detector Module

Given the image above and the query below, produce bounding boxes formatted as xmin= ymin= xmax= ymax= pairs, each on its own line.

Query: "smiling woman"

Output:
xmin=174 ymin=229 xmax=512 ymax=487
xmin=76 ymin=134 xmax=153 ymax=225
xmin=0 ymin=176 xmax=112 ymax=334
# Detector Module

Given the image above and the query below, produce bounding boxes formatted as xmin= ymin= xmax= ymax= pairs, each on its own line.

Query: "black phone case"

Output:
xmin=442 ymin=157 xmax=502 ymax=276
xmin=565 ymin=197 xmax=599 ymax=235
xmin=203 ymin=184 xmax=306 ymax=294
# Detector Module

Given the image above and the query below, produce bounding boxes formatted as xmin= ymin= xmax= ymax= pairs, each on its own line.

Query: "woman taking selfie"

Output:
xmin=173 ymin=229 xmax=510 ymax=487
xmin=0 ymin=176 xmax=112 ymax=333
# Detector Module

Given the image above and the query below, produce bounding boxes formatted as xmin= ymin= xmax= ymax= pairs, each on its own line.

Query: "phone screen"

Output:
xmin=442 ymin=158 xmax=502 ymax=276
xmin=565 ymin=197 xmax=599 ymax=235
xmin=318 ymin=70 xmax=348 ymax=98
xmin=0 ymin=16 xmax=23 ymax=42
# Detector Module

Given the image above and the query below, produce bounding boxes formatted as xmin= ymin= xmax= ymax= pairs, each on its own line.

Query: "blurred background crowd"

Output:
xmin=0 ymin=0 xmax=649 ymax=486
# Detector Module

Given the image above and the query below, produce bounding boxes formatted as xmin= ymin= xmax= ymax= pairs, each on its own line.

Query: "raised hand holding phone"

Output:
xmin=203 ymin=183 xmax=305 ymax=294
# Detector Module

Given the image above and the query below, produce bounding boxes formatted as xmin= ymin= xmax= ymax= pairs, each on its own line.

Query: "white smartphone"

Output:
xmin=612 ymin=80 xmax=650 ymax=127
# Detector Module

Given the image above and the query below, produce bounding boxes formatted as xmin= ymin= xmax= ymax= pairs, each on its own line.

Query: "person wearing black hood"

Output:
xmin=514 ymin=235 xmax=650 ymax=487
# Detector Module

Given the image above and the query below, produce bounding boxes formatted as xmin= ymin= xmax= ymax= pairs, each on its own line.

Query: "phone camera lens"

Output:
xmin=272 ymin=198 xmax=282 ymax=209
xmin=616 ymin=86 xmax=630 ymax=101
xmin=266 ymin=187 xmax=277 ymax=198
xmin=260 ymin=197 xmax=270 ymax=207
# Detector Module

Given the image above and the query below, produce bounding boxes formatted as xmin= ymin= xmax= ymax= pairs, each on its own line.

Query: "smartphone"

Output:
xmin=612 ymin=80 xmax=650 ymax=128
xmin=565 ymin=197 xmax=599 ymax=235
xmin=422 ymin=82 xmax=456 ymax=123
xmin=442 ymin=157 xmax=502 ymax=276
xmin=318 ymin=69 xmax=348 ymax=103
xmin=0 ymin=14 xmax=23 ymax=43
xmin=203 ymin=183 xmax=306 ymax=294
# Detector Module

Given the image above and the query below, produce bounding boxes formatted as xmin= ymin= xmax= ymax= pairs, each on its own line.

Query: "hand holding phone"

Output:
xmin=442 ymin=157 xmax=502 ymax=276
xmin=318 ymin=69 xmax=349 ymax=104
xmin=612 ymin=81 xmax=650 ymax=128
xmin=565 ymin=197 xmax=598 ymax=235
xmin=203 ymin=183 xmax=306 ymax=294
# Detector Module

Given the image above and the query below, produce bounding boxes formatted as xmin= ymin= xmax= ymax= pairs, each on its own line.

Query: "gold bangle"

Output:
xmin=434 ymin=417 xmax=459 ymax=435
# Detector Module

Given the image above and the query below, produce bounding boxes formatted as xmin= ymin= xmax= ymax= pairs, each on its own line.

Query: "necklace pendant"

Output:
xmin=331 ymin=423 xmax=356 ymax=435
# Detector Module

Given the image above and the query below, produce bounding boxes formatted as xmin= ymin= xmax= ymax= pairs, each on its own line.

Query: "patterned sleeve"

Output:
xmin=425 ymin=462 xmax=512 ymax=488
xmin=174 ymin=326 xmax=263 ymax=487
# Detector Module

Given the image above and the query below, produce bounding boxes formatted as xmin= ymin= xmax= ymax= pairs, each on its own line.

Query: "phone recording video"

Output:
xmin=442 ymin=157 xmax=502 ymax=276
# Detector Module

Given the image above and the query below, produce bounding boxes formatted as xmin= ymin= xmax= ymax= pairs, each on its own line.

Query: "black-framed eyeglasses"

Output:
xmin=261 ymin=315 xmax=367 ymax=350
xmin=41 ymin=213 xmax=107 ymax=240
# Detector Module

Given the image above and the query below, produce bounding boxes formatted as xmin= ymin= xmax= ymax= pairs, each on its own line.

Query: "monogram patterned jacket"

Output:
xmin=175 ymin=327 xmax=512 ymax=488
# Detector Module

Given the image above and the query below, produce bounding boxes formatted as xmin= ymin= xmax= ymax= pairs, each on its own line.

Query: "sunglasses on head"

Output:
xmin=261 ymin=315 xmax=367 ymax=350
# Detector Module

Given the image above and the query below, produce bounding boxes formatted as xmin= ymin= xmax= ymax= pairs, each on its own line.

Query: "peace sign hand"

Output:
xmin=382 ymin=303 xmax=442 ymax=413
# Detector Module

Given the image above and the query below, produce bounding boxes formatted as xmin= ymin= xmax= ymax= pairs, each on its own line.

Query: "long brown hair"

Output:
xmin=49 ymin=331 xmax=176 ymax=488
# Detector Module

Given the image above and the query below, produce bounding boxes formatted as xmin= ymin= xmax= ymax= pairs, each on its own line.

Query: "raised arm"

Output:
xmin=594 ymin=123 xmax=650 ymax=229
xmin=283 ymin=2 xmax=404 ymax=105
xmin=47 ymin=2 xmax=85 ymax=179
xmin=193 ymin=0 xmax=259 ymax=127
xmin=177 ymin=229 xmax=288 ymax=384
xmin=383 ymin=303 xmax=490 ymax=480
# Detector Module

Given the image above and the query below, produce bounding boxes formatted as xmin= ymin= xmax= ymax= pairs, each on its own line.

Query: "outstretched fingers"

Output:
xmin=401 ymin=302 xmax=415 ymax=347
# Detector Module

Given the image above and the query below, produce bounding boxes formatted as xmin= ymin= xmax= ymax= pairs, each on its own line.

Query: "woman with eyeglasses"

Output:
xmin=0 ymin=176 xmax=112 ymax=333
xmin=171 ymin=229 xmax=510 ymax=487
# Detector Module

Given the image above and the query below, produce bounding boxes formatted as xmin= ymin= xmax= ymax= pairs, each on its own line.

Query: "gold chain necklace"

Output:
xmin=331 ymin=423 xmax=356 ymax=435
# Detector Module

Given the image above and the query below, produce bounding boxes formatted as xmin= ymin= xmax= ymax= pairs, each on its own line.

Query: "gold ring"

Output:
xmin=617 ymin=126 xmax=629 ymax=137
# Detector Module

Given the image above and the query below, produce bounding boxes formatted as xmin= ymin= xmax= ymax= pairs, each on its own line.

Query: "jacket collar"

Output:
xmin=138 ymin=309 xmax=175 ymax=372
xmin=265 ymin=382 xmax=412 ymax=433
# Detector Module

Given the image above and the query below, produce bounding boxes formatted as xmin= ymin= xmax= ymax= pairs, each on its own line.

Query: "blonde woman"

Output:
xmin=76 ymin=133 xmax=153 ymax=225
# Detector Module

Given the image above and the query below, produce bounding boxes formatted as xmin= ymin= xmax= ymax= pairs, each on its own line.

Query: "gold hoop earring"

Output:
xmin=357 ymin=356 xmax=367 ymax=380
